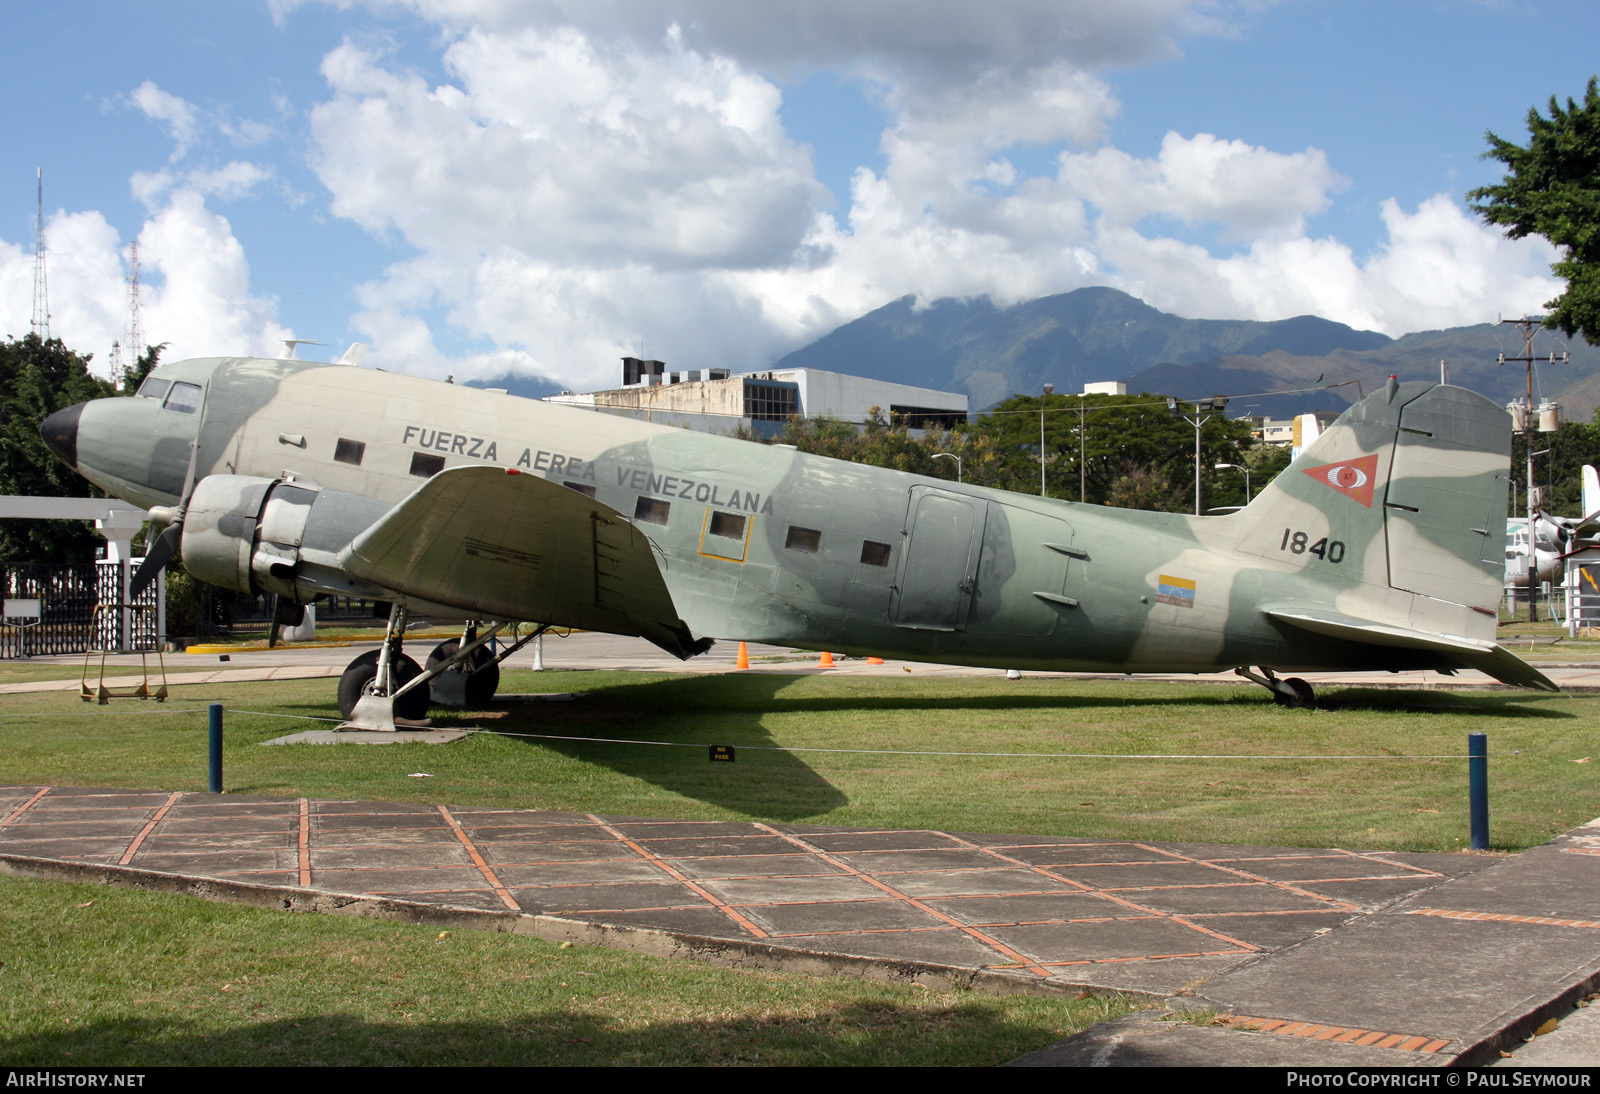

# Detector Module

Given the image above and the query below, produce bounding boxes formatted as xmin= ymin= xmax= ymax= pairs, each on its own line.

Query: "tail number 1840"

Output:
xmin=1280 ymin=529 xmax=1345 ymax=563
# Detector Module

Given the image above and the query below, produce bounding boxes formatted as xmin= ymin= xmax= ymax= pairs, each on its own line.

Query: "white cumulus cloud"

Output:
xmin=1058 ymin=131 xmax=1346 ymax=240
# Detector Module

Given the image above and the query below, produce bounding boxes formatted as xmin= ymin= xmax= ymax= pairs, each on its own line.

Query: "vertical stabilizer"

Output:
xmin=1231 ymin=382 xmax=1510 ymax=616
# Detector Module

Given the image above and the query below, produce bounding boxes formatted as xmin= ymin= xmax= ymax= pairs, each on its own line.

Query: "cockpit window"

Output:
xmin=136 ymin=377 xmax=171 ymax=401
xmin=163 ymin=382 xmax=203 ymax=415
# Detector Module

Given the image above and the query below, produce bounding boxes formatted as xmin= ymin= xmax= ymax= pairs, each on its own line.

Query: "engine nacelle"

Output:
xmin=181 ymin=474 xmax=392 ymax=603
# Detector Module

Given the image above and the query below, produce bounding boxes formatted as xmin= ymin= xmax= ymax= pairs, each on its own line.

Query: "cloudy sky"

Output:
xmin=1 ymin=0 xmax=1593 ymax=390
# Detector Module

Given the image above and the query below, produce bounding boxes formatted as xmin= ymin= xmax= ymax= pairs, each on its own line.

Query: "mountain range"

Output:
xmin=769 ymin=287 xmax=1600 ymax=421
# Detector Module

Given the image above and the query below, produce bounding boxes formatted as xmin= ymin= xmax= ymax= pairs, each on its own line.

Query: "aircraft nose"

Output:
xmin=40 ymin=402 xmax=84 ymax=469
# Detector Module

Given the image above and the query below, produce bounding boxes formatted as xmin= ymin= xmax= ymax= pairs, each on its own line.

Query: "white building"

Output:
xmin=545 ymin=358 xmax=969 ymax=437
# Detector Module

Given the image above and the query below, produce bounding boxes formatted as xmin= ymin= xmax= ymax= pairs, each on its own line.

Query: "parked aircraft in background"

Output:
xmin=1505 ymin=466 xmax=1600 ymax=588
xmin=40 ymin=353 xmax=1554 ymax=725
xmin=1505 ymin=515 xmax=1570 ymax=587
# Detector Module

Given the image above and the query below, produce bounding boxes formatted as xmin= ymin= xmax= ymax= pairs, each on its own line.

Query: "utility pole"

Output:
xmin=1077 ymin=395 xmax=1087 ymax=502
xmin=1497 ymin=316 xmax=1567 ymax=622
xmin=1039 ymin=384 xmax=1053 ymax=496
xmin=1169 ymin=396 xmax=1227 ymax=515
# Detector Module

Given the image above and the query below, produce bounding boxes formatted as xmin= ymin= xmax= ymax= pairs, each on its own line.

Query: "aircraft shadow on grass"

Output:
xmin=408 ymin=674 xmax=1573 ymax=819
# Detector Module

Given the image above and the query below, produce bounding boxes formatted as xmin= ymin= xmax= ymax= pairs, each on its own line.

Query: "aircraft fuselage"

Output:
xmin=51 ymin=355 xmax=1517 ymax=681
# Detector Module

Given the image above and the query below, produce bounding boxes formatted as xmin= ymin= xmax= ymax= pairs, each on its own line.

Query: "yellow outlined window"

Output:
xmin=699 ymin=509 xmax=753 ymax=562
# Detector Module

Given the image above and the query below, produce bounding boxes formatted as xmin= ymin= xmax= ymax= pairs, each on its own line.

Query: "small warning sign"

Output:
xmin=709 ymin=745 xmax=736 ymax=763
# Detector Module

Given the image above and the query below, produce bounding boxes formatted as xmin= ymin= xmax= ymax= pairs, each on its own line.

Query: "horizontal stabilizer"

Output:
xmin=1265 ymin=606 xmax=1558 ymax=692
xmin=339 ymin=467 xmax=707 ymax=658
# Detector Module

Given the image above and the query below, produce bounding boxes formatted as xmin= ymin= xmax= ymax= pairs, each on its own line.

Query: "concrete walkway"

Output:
xmin=0 ymin=783 xmax=1595 ymax=1067
xmin=12 ymin=629 xmax=1600 ymax=694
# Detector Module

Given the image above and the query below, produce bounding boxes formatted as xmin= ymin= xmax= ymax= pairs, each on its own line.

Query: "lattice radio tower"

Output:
xmin=125 ymin=240 xmax=145 ymax=364
xmin=31 ymin=167 xmax=50 ymax=340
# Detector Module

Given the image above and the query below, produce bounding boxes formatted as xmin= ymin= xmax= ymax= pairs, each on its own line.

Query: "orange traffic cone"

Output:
xmin=866 ymin=656 xmax=885 ymax=665
xmin=818 ymin=651 xmax=835 ymax=668
xmin=736 ymin=641 xmax=749 ymax=670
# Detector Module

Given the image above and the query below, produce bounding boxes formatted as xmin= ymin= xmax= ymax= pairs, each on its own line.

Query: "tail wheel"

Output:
xmin=1273 ymin=677 xmax=1315 ymax=709
xmin=338 ymin=649 xmax=430 ymax=721
xmin=426 ymin=640 xmax=501 ymax=707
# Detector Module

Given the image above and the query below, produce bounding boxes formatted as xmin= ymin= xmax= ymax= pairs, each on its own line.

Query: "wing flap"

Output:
xmin=1265 ymin=606 xmax=1558 ymax=692
xmin=338 ymin=467 xmax=707 ymax=658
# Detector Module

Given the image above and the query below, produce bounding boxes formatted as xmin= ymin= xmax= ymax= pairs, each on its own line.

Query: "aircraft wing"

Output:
xmin=338 ymin=466 xmax=709 ymax=658
xmin=1263 ymin=606 xmax=1559 ymax=692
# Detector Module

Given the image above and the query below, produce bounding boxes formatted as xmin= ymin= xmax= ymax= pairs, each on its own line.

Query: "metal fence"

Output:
xmin=2 ymin=563 xmax=100 ymax=656
xmin=1 ymin=561 xmax=161 ymax=657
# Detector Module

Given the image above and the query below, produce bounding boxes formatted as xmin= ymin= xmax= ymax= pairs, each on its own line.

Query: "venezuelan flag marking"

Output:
xmin=1156 ymin=573 xmax=1196 ymax=608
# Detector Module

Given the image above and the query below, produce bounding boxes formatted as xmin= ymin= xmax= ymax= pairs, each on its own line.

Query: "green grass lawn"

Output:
xmin=0 ymin=874 xmax=1129 ymax=1066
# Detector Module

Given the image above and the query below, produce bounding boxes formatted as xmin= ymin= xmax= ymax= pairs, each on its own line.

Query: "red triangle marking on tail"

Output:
xmin=1301 ymin=453 xmax=1379 ymax=507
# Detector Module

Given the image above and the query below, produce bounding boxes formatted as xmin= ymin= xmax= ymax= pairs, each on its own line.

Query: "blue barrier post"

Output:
xmin=209 ymin=703 xmax=223 ymax=793
xmin=1468 ymin=731 xmax=1488 ymax=850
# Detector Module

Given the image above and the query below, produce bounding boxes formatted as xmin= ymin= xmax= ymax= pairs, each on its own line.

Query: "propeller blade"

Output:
xmin=128 ymin=441 xmax=202 ymax=602
xmin=129 ymin=523 xmax=182 ymax=600
xmin=177 ymin=440 xmax=200 ymax=507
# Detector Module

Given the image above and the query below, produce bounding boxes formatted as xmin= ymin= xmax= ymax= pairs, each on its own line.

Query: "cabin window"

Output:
xmin=708 ymin=511 xmax=746 ymax=539
xmin=136 ymin=377 xmax=170 ymax=401
xmin=162 ymin=382 xmax=202 ymax=415
xmin=635 ymin=497 xmax=671 ymax=525
xmin=409 ymin=451 xmax=445 ymax=478
xmin=334 ymin=438 xmax=366 ymax=466
xmin=564 ymin=481 xmax=597 ymax=498
xmin=785 ymin=526 xmax=822 ymax=554
xmin=860 ymin=540 xmax=891 ymax=567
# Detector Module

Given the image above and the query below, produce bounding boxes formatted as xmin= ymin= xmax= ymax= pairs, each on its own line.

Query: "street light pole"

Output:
xmin=1215 ymin=462 xmax=1250 ymax=503
xmin=1040 ymin=383 xmax=1053 ymax=497
xmin=932 ymin=452 xmax=962 ymax=482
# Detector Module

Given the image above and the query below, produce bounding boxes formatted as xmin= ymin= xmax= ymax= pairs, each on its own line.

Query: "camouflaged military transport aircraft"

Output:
xmin=39 ymin=352 xmax=1555 ymax=728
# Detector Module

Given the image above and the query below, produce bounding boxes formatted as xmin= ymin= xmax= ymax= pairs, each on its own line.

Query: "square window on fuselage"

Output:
xmin=410 ymin=451 xmax=445 ymax=477
xmin=709 ymin=511 xmax=746 ymax=539
xmin=785 ymin=526 xmax=822 ymax=554
xmin=860 ymin=540 xmax=891 ymax=567
xmin=635 ymin=497 xmax=671 ymax=525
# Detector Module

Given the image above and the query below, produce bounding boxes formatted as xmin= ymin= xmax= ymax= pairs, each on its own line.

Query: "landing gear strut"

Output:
xmin=338 ymin=603 xmax=432 ymax=729
xmin=1235 ymin=666 xmax=1315 ymax=709
xmin=337 ymin=611 xmax=549 ymax=730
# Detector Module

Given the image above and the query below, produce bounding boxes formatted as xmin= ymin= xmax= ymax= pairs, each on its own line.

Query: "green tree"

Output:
xmin=971 ymin=391 xmax=1255 ymax=511
xmin=118 ymin=342 xmax=165 ymax=395
xmin=0 ymin=335 xmax=117 ymax=562
xmin=1508 ymin=416 xmax=1600 ymax=517
xmin=1468 ymin=77 xmax=1600 ymax=342
xmin=739 ymin=392 xmax=1263 ymax=514
xmin=753 ymin=408 xmax=967 ymax=480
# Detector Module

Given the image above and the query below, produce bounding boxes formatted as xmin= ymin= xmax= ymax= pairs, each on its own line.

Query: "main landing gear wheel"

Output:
xmin=426 ymin=639 xmax=501 ymax=707
xmin=338 ymin=649 xmax=430 ymax=721
xmin=1273 ymin=677 xmax=1315 ymax=709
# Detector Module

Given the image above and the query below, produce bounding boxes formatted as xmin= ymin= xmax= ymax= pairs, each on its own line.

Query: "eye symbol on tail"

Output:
xmin=1300 ymin=453 xmax=1379 ymax=507
xmin=1325 ymin=465 xmax=1368 ymax=490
